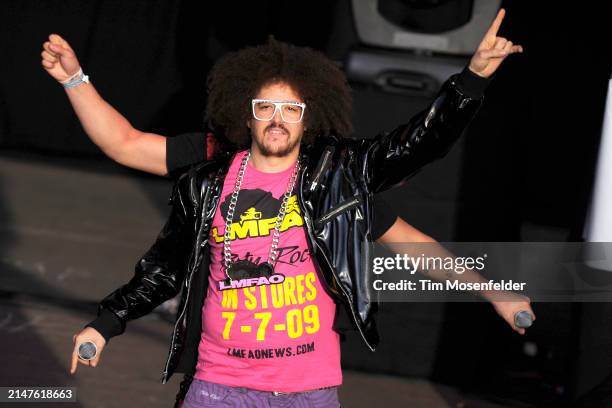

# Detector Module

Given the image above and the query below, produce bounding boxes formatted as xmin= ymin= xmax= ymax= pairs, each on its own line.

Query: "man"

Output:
xmin=42 ymin=9 xmax=532 ymax=407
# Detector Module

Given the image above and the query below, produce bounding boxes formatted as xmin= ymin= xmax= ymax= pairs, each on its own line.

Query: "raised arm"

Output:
xmin=360 ymin=9 xmax=522 ymax=193
xmin=41 ymin=34 xmax=167 ymax=175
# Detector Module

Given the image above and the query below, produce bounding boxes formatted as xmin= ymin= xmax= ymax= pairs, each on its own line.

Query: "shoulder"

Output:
xmin=304 ymin=133 xmax=377 ymax=164
xmin=169 ymin=156 xmax=230 ymax=208
xmin=178 ymin=158 xmax=225 ymax=185
xmin=307 ymin=133 xmax=359 ymax=155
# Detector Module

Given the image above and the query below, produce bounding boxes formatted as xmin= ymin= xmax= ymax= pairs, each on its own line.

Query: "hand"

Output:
xmin=70 ymin=327 xmax=106 ymax=374
xmin=490 ymin=291 xmax=535 ymax=335
xmin=41 ymin=34 xmax=82 ymax=83
xmin=469 ymin=9 xmax=523 ymax=78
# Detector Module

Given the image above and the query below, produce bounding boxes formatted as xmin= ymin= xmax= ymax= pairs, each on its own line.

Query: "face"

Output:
xmin=247 ymin=81 xmax=305 ymax=157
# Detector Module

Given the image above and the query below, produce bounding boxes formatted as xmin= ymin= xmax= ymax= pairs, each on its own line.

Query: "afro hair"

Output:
xmin=205 ymin=37 xmax=353 ymax=148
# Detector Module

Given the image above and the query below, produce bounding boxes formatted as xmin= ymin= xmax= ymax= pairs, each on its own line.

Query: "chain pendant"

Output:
xmin=222 ymin=150 xmax=300 ymax=282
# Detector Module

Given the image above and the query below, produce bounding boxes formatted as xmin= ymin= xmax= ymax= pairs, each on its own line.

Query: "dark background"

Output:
xmin=0 ymin=0 xmax=610 ymax=407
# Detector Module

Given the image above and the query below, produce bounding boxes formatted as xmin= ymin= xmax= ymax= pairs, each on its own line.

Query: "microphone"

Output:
xmin=78 ymin=341 xmax=97 ymax=360
xmin=514 ymin=310 xmax=533 ymax=328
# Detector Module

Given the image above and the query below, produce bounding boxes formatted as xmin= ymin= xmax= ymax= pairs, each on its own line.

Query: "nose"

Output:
xmin=271 ymin=106 xmax=284 ymax=124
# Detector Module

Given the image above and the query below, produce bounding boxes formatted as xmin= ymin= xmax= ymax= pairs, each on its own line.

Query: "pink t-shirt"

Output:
xmin=194 ymin=150 xmax=342 ymax=392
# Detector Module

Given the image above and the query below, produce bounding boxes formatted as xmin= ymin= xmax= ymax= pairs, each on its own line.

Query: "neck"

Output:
xmin=249 ymin=145 xmax=300 ymax=173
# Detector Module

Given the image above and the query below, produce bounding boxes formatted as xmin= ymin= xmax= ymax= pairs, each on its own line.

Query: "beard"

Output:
xmin=252 ymin=125 xmax=301 ymax=157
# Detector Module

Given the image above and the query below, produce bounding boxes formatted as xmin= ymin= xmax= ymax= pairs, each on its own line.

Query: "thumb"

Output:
xmin=49 ymin=43 xmax=72 ymax=57
xmin=48 ymin=43 xmax=80 ymax=77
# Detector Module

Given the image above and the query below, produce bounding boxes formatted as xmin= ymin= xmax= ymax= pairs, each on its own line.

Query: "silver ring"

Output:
xmin=77 ymin=341 xmax=97 ymax=360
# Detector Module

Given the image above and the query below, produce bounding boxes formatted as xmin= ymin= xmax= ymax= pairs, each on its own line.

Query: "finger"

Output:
xmin=92 ymin=352 xmax=102 ymax=367
xmin=49 ymin=33 xmax=71 ymax=49
xmin=494 ymin=37 xmax=508 ymax=50
xmin=41 ymin=50 xmax=58 ymax=63
xmin=486 ymin=8 xmax=506 ymax=38
xmin=479 ymin=48 xmax=508 ymax=60
xmin=70 ymin=347 xmax=78 ymax=374
xmin=501 ymin=42 xmax=514 ymax=57
xmin=48 ymin=34 xmax=66 ymax=49
xmin=43 ymin=41 xmax=59 ymax=57
xmin=510 ymin=45 xmax=523 ymax=53
xmin=41 ymin=60 xmax=54 ymax=69
xmin=48 ymin=43 xmax=73 ymax=58
xmin=528 ymin=308 xmax=536 ymax=321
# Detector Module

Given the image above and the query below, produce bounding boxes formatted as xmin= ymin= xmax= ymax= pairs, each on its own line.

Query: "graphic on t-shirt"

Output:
xmin=212 ymin=188 xmax=303 ymax=242
xmin=210 ymin=188 xmax=322 ymax=341
xmin=213 ymin=188 xmax=310 ymax=291
xmin=218 ymin=270 xmax=321 ymax=344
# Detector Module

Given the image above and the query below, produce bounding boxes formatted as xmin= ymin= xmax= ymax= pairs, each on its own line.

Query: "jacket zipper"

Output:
xmin=163 ymin=157 xmax=236 ymax=381
xmin=309 ymin=147 xmax=333 ymax=192
xmin=315 ymin=196 xmax=361 ymax=227
xmin=297 ymin=162 xmax=375 ymax=352
xmin=162 ymin=174 xmax=216 ymax=383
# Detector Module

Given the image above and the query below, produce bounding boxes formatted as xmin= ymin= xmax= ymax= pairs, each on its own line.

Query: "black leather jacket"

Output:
xmin=87 ymin=69 xmax=485 ymax=391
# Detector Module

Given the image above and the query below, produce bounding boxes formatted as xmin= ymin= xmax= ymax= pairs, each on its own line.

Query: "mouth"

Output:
xmin=266 ymin=127 xmax=288 ymax=137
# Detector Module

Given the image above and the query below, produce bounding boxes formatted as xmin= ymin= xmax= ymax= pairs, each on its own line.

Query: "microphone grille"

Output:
xmin=78 ymin=342 xmax=97 ymax=360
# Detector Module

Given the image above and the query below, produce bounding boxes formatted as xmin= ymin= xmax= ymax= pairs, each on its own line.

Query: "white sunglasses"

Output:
xmin=251 ymin=99 xmax=307 ymax=123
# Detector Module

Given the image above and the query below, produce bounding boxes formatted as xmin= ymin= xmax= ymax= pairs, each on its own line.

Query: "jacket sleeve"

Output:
xmin=358 ymin=67 xmax=488 ymax=194
xmin=86 ymin=174 xmax=196 ymax=342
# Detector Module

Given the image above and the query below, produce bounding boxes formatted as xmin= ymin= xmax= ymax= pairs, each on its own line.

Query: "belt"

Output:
xmin=271 ymin=386 xmax=336 ymax=396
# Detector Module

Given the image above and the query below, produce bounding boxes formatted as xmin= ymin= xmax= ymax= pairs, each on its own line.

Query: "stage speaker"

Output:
xmin=345 ymin=0 xmax=502 ymax=98
xmin=351 ymin=0 xmax=502 ymax=54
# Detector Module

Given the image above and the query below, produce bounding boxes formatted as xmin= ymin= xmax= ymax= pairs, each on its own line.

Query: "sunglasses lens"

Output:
xmin=253 ymin=101 xmax=303 ymax=122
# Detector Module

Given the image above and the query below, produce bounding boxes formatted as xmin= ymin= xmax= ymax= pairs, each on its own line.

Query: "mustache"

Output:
xmin=265 ymin=125 xmax=289 ymax=135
